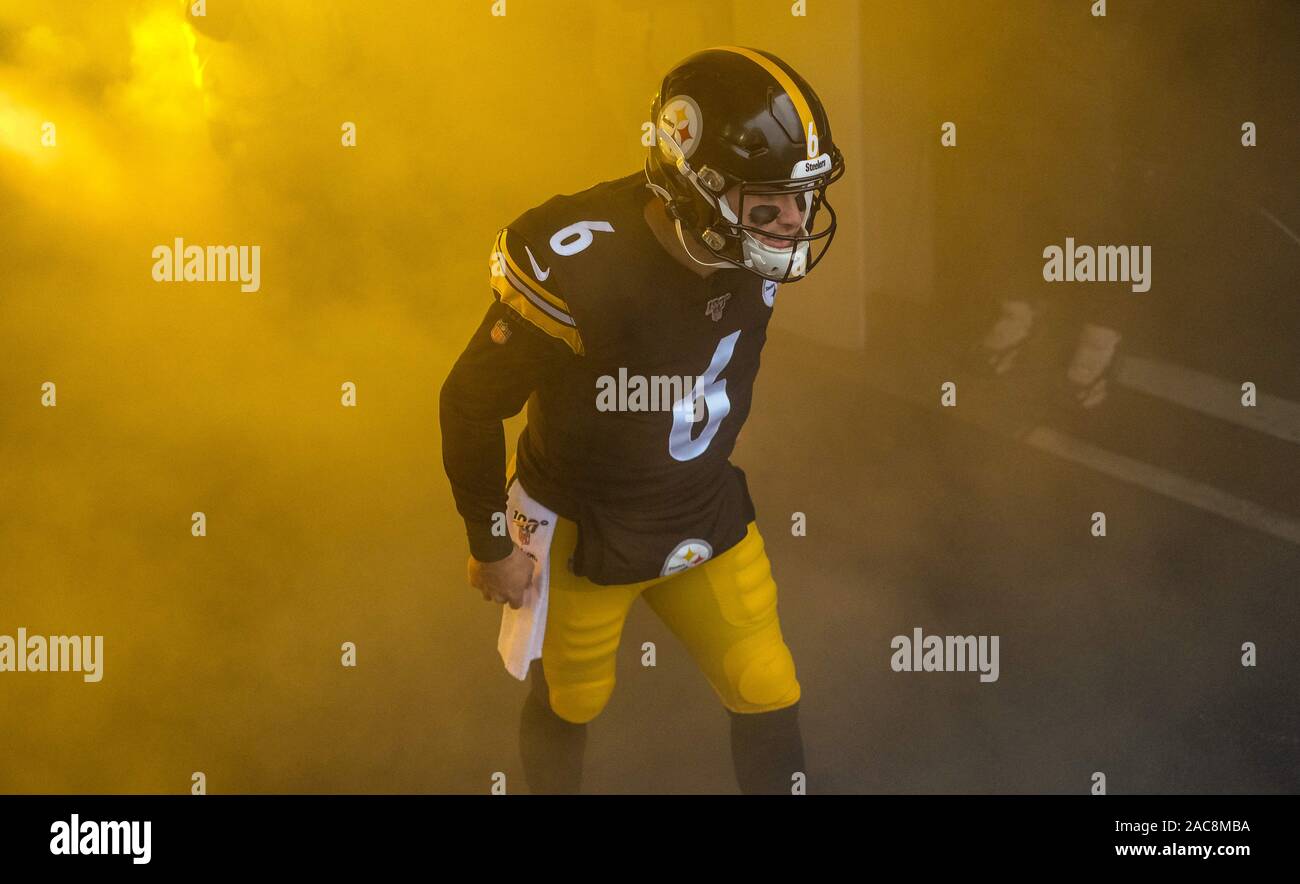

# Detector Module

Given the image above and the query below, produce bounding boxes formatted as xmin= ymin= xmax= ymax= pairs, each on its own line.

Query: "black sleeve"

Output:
xmin=439 ymin=299 xmax=575 ymax=562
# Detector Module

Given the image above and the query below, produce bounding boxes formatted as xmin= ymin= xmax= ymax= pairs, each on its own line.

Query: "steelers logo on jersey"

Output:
xmin=661 ymin=538 xmax=713 ymax=576
xmin=659 ymin=95 xmax=703 ymax=160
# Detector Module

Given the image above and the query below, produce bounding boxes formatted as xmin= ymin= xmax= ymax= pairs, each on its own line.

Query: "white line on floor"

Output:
xmin=1023 ymin=425 xmax=1300 ymax=546
xmin=1257 ymin=205 xmax=1300 ymax=248
xmin=862 ymin=348 xmax=1300 ymax=546
xmin=1116 ymin=355 xmax=1300 ymax=445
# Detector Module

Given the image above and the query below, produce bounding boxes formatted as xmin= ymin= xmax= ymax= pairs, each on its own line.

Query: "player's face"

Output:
xmin=723 ymin=185 xmax=807 ymax=250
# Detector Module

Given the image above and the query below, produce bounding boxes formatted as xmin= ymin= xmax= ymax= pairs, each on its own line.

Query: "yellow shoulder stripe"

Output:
xmin=491 ymin=275 xmax=585 ymax=356
xmin=494 ymin=228 xmax=573 ymax=316
xmin=488 ymin=228 xmax=583 ymax=355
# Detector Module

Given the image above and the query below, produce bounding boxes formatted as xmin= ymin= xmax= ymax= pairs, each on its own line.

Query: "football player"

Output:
xmin=440 ymin=46 xmax=846 ymax=794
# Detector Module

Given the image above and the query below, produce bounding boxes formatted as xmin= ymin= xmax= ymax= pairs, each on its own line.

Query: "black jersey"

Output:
xmin=440 ymin=171 xmax=781 ymax=585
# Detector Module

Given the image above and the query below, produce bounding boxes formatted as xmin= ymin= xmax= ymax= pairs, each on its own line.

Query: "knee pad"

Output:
xmin=723 ymin=632 xmax=801 ymax=713
xmin=547 ymin=677 xmax=616 ymax=725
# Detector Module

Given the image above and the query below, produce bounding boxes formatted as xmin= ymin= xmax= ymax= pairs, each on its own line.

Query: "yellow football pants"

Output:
xmin=536 ymin=512 xmax=801 ymax=724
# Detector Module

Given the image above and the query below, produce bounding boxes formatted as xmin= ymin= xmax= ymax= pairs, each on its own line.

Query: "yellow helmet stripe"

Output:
xmin=712 ymin=46 xmax=817 ymax=143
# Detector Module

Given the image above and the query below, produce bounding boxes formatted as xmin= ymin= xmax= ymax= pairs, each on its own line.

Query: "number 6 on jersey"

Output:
xmin=669 ymin=330 xmax=740 ymax=461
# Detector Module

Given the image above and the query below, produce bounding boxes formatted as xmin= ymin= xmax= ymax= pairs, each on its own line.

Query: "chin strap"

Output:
xmin=672 ymin=217 xmax=734 ymax=270
xmin=643 ymin=171 xmax=736 ymax=271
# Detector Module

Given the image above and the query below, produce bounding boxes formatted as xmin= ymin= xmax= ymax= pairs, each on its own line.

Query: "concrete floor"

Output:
xmin=448 ymin=317 xmax=1300 ymax=794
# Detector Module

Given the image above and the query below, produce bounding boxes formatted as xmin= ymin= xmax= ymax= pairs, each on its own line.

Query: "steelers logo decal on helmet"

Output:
xmin=658 ymin=95 xmax=703 ymax=161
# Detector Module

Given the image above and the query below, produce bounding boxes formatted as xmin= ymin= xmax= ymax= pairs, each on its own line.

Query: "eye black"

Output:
xmin=745 ymin=193 xmax=809 ymax=225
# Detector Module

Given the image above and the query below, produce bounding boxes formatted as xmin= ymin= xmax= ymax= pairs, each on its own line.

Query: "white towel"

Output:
xmin=496 ymin=477 xmax=557 ymax=680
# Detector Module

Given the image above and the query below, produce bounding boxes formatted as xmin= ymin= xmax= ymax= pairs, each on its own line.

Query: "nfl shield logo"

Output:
xmin=762 ymin=279 xmax=778 ymax=308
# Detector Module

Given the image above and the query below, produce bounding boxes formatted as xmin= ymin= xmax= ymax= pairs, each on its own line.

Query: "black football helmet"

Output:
xmin=645 ymin=46 xmax=846 ymax=283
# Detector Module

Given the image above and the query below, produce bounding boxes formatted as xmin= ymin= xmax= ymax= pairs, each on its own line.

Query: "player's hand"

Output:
xmin=468 ymin=545 xmax=536 ymax=610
